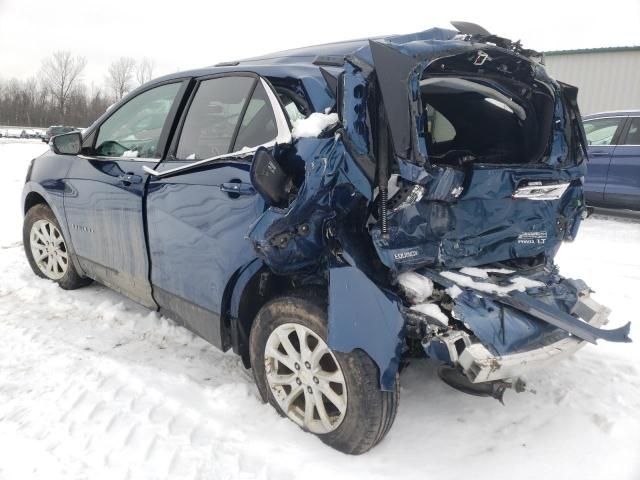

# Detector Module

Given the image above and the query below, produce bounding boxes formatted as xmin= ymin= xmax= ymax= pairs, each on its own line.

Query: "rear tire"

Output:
xmin=249 ymin=292 xmax=399 ymax=454
xmin=23 ymin=204 xmax=91 ymax=290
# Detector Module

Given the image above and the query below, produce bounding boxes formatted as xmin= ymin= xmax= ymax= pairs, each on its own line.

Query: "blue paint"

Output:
xmin=147 ymin=160 xmax=264 ymax=316
xmin=372 ymin=166 xmax=586 ymax=272
xmin=328 ymin=265 xmax=404 ymax=391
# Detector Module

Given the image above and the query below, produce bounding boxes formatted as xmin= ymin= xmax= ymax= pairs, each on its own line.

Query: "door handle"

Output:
xmin=589 ymin=151 xmax=610 ymax=157
xmin=118 ymin=173 xmax=143 ymax=185
xmin=220 ymin=182 xmax=255 ymax=196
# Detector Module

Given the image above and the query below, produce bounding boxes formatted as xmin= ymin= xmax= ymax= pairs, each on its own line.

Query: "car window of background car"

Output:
xmin=176 ymin=76 xmax=255 ymax=160
xmin=584 ymin=117 xmax=625 ymax=146
xmin=621 ymin=118 xmax=640 ymax=145
xmin=232 ymin=81 xmax=277 ymax=151
xmin=94 ymin=82 xmax=181 ymax=159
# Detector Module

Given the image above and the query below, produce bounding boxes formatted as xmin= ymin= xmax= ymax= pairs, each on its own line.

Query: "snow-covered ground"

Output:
xmin=1 ymin=139 xmax=639 ymax=480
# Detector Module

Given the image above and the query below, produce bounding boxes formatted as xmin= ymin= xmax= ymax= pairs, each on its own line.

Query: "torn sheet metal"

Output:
xmin=247 ymin=136 xmax=371 ymax=275
xmin=371 ymin=165 xmax=586 ymax=272
xmin=246 ymin=27 xmax=627 ymax=391
xmin=328 ymin=265 xmax=404 ymax=391
xmin=419 ymin=267 xmax=631 ymax=349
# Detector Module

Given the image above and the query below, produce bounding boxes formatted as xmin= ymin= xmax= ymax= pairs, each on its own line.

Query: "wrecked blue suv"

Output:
xmin=22 ymin=22 xmax=631 ymax=454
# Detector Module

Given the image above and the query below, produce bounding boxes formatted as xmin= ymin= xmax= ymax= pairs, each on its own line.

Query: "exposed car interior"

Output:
xmin=421 ymin=76 xmax=554 ymax=166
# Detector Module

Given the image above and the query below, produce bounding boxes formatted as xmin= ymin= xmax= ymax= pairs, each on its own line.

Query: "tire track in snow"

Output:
xmin=0 ymin=315 xmax=293 ymax=480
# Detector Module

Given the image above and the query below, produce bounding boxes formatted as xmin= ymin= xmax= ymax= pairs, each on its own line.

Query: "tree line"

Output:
xmin=0 ymin=51 xmax=156 ymax=128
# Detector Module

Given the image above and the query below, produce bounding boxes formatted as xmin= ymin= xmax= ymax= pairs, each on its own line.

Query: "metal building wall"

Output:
xmin=544 ymin=49 xmax=640 ymax=115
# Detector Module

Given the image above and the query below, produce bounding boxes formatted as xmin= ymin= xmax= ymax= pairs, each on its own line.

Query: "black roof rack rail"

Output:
xmin=214 ymin=60 xmax=240 ymax=67
xmin=312 ymin=55 xmax=345 ymax=67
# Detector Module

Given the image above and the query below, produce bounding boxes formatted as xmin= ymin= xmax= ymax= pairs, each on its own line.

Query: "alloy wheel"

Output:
xmin=264 ymin=323 xmax=348 ymax=434
xmin=29 ymin=219 xmax=69 ymax=280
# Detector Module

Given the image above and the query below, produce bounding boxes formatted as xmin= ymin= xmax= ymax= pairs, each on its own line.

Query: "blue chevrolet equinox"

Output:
xmin=22 ymin=22 xmax=631 ymax=453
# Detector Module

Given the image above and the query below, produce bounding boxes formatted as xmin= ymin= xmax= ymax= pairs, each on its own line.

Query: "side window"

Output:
xmin=431 ymin=109 xmax=456 ymax=144
xmin=279 ymin=93 xmax=307 ymax=124
xmin=425 ymin=104 xmax=456 ymax=144
xmin=176 ymin=76 xmax=257 ymax=161
xmin=583 ymin=117 xmax=625 ymax=146
xmin=176 ymin=77 xmax=280 ymax=160
xmin=621 ymin=118 xmax=640 ymax=145
xmin=95 ymin=82 xmax=181 ymax=158
xmin=232 ymin=81 xmax=277 ymax=151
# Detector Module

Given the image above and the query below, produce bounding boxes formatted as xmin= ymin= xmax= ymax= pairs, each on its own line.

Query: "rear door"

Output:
xmin=604 ymin=117 xmax=640 ymax=209
xmin=63 ymin=80 xmax=186 ymax=307
xmin=146 ymin=74 xmax=289 ymax=347
xmin=583 ymin=116 xmax=627 ymax=206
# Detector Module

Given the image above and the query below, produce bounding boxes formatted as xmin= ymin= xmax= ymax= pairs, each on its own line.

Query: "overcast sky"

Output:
xmin=1 ymin=0 xmax=639 ymax=89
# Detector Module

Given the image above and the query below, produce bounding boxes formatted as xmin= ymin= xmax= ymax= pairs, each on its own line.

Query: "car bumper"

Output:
xmin=457 ymin=293 xmax=611 ymax=383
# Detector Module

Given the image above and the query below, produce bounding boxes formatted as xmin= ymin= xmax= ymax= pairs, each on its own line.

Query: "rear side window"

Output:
xmin=621 ymin=118 xmax=640 ymax=145
xmin=584 ymin=117 xmax=625 ymax=146
xmin=425 ymin=105 xmax=456 ymax=144
xmin=232 ymin=82 xmax=277 ymax=151
xmin=176 ymin=76 xmax=254 ymax=160
xmin=95 ymin=82 xmax=181 ymax=158
xmin=176 ymin=76 xmax=279 ymax=161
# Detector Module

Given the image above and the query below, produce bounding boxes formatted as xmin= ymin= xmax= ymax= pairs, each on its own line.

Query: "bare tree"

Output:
xmin=135 ymin=57 xmax=155 ymax=85
xmin=0 ymin=75 xmax=110 ymax=127
xmin=40 ymin=51 xmax=87 ymax=122
xmin=106 ymin=57 xmax=136 ymax=101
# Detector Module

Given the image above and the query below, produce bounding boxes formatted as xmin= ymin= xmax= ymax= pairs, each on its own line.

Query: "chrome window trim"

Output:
xmin=143 ymin=77 xmax=292 ymax=179
xmin=583 ymin=115 xmax=629 ymax=121
xmin=260 ymin=77 xmax=292 ymax=146
xmin=78 ymin=154 xmax=161 ymax=163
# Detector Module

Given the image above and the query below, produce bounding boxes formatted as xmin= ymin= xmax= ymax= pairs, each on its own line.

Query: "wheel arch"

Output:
xmin=22 ymin=184 xmax=87 ymax=279
xmin=222 ymin=261 xmax=403 ymax=391
xmin=23 ymin=190 xmax=49 ymax=215
xmin=223 ymin=259 xmax=321 ymax=368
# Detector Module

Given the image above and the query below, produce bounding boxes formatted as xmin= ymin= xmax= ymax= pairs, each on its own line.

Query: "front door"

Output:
xmin=604 ymin=117 xmax=640 ymax=209
xmin=146 ymin=74 xmax=287 ymax=346
xmin=583 ymin=116 xmax=627 ymax=206
xmin=63 ymin=81 xmax=185 ymax=307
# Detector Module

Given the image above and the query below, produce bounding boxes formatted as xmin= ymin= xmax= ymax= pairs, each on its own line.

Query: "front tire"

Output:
xmin=23 ymin=203 xmax=91 ymax=290
xmin=249 ymin=293 xmax=399 ymax=454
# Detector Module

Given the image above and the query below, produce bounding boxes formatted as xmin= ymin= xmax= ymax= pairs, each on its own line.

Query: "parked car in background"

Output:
xmin=584 ymin=110 xmax=640 ymax=211
xmin=43 ymin=125 xmax=77 ymax=143
xmin=0 ymin=127 xmax=47 ymax=140
xmin=4 ymin=128 xmax=27 ymax=138
xmin=24 ymin=129 xmax=41 ymax=139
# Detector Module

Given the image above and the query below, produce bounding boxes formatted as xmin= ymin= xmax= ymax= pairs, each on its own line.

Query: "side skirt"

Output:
xmin=154 ymin=286 xmax=224 ymax=350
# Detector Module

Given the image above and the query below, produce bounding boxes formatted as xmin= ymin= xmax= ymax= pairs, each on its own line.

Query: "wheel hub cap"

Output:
xmin=264 ymin=323 xmax=348 ymax=434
